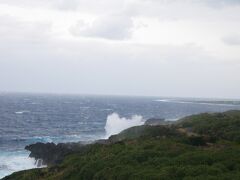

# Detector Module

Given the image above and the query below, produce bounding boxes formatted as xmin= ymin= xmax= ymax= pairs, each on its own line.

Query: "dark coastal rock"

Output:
xmin=144 ymin=118 xmax=170 ymax=126
xmin=5 ymin=110 xmax=240 ymax=180
xmin=25 ymin=125 xmax=180 ymax=166
xmin=25 ymin=142 xmax=88 ymax=166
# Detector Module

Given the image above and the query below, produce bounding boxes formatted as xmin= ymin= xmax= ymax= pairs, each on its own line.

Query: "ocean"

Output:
xmin=0 ymin=93 xmax=240 ymax=178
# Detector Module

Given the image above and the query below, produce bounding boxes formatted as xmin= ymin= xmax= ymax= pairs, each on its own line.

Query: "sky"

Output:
xmin=0 ymin=0 xmax=240 ymax=99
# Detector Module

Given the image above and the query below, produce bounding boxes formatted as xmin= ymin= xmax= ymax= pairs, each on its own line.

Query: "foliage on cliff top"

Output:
xmin=4 ymin=110 xmax=240 ymax=180
xmin=177 ymin=110 xmax=240 ymax=142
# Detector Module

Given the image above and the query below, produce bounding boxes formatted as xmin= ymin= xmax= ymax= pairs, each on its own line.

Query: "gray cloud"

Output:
xmin=222 ymin=35 xmax=240 ymax=46
xmin=1 ymin=0 xmax=239 ymax=24
xmin=200 ymin=0 xmax=240 ymax=8
xmin=0 ymin=0 xmax=240 ymax=98
xmin=0 ymin=15 xmax=52 ymax=42
xmin=1 ymin=0 xmax=240 ymax=13
xmin=141 ymin=0 xmax=240 ymax=6
xmin=1 ymin=33 xmax=239 ymax=98
xmin=70 ymin=15 xmax=133 ymax=40
xmin=54 ymin=0 xmax=80 ymax=11
xmin=0 ymin=0 xmax=126 ymax=14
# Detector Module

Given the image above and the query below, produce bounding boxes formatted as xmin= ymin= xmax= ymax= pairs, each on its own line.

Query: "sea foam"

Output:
xmin=0 ymin=151 xmax=37 ymax=179
xmin=104 ymin=113 xmax=144 ymax=138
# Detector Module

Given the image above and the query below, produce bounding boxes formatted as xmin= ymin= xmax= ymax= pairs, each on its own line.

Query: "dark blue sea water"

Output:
xmin=1 ymin=93 xmax=240 ymax=178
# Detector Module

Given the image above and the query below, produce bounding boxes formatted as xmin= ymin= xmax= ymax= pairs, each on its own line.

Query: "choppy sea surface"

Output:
xmin=1 ymin=93 xmax=240 ymax=178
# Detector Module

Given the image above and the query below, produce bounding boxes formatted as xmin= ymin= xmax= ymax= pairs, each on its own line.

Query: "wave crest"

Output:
xmin=104 ymin=113 xmax=144 ymax=138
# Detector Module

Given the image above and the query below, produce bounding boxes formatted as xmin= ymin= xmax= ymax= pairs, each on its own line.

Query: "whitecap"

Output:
xmin=15 ymin=111 xmax=30 ymax=114
xmin=0 ymin=151 xmax=38 ymax=179
xmin=79 ymin=107 xmax=90 ymax=109
xmin=101 ymin=109 xmax=113 ymax=111
xmin=104 ymin=113 xmax=145 ymax=138
xmin=154 ymin=99 xmax=171 ymax=102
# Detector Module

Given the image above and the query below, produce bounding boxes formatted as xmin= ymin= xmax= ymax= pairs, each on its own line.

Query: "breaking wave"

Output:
xmin=0 ymin=151 xmax=37 ymax=179
xmin=104 ymin=113 xmax=144 ymax=138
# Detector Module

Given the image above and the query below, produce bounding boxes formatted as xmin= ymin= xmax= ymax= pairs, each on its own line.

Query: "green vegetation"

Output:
xmin=109 ymin=125 xmax=180 ymax=142
xmin=177 ymin=110 xmax=240 ymax=143
xmin=4 ymin=110 xmax=240 ymax=180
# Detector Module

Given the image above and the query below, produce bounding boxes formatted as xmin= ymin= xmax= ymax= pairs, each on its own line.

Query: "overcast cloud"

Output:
xmin=222 ymin=35 xmax=240 ymax=46
xmin=0 ymin=0 xmax=240 ymax=98
xmin=70 ymin=15 xmax=133 ymax=40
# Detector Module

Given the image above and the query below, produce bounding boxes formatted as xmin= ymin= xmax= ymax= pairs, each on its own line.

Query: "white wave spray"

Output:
xmin=0 ymin=151 xmax=37 ymax=179
xmin=104 ymin=113 xmax=144 ymax=138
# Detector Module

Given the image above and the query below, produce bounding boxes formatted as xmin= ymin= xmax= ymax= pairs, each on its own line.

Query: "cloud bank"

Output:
xmin=0 ymin=0 xmax=240 ymax=98
xmin=222 ymin=35 xmax=240 ymax=46
xmin=70 ymin=15 xmax=133 ymax=40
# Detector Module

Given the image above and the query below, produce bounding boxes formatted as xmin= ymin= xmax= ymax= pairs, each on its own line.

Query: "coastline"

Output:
xmin=4 ymin=110 xmax=240 ymax=179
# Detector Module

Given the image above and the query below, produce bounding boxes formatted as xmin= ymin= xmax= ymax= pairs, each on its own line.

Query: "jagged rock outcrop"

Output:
xmin=25 ymin=142 xmax=88 ymax=166
xmin=5 ymin=110 xmax=240 ymax=180
xmin=25 ymin=125 xmax=179 ymax=166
